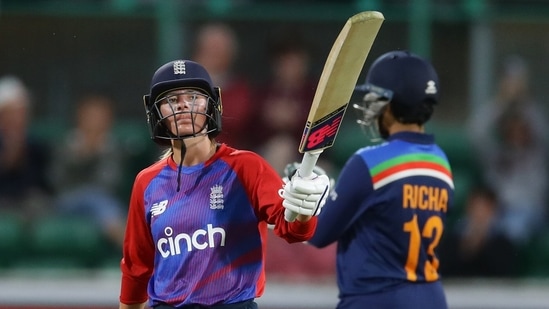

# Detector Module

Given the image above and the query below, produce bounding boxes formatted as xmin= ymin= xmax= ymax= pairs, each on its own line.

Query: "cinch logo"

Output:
xmin=157 ymin=224 xmax=226 ymax=258
xmin=151 ymin=200 xmax=168 ymax=217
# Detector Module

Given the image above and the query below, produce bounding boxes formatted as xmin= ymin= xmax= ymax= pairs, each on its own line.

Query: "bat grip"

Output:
xmin=284 ymin=150 xmax=323 ymax=222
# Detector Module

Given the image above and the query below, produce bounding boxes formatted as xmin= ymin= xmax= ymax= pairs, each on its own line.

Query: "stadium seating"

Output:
xmin=26 ymin=217 xmax=105 ymax=268
xmin=0 ymin=120 xmax=151 ymax=271
xmin=0 ymin=215 xmax=25 ymax=268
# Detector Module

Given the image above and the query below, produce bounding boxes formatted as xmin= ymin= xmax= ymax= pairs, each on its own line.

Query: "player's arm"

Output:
xmin=119 ymin=178 xmax=155 ymax=305
xmin=308 ymin=154 xmax=372 ymax=248
xmin=236 ymin=152 xmax=326 ymax=242
xmin=119 ymin=301 xmax=147 ymax=309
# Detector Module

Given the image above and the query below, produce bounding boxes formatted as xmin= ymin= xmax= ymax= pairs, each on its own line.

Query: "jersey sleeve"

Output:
xmin=309 ymin=154 xmax=372 ymax=248
xmin=233 ymin=151 xmax=317 ymax=243
xmin=119 ymin=171 xmax=156 ymax=304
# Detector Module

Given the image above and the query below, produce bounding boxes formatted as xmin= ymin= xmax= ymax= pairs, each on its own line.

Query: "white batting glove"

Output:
xmin=280 ymin=173 xmax=330 ymax=217
xmin=283 ymin=162 xmax=335 ymax=190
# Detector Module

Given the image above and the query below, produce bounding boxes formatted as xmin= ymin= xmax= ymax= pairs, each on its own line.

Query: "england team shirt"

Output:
xmin=120 ymin=144 xmax=316 ymax=306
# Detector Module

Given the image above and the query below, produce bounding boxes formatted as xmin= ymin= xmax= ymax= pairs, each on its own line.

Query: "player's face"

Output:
xmin=353 ymin=91 xmax=390 ymax=141
xmin=159 ymin=89 xmax=209 ymax=137
xmin=377 ymin=105 xmax=393 ymax=140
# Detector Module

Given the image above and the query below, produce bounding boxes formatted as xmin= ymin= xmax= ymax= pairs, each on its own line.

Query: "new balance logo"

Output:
xmin=151 ymin=200 xmax=168 ymax=217
xmin=306 ymin=115 xmax=342 ymax=149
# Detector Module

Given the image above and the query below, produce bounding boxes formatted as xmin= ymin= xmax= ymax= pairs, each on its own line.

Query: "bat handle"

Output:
xmin=284 ymin=150 xmax=324 ymax=222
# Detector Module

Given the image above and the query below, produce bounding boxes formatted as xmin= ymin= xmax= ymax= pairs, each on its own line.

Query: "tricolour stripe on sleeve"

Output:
xmin=370 ymin=153 xmax=454 ymax=190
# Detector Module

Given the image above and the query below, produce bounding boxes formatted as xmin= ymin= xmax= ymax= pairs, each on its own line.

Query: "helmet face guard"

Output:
xmin=352 ymin=84 xmax=392 ymax=142
xmin=143 ymin=60 xmax=222 ymax=146
xmin=144 ymin=87 xmax=222 ymax=145
xmin=352 ymin=50 xmax=439 ymax=141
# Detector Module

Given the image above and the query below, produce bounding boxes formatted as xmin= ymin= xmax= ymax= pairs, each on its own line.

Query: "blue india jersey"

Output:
xmin=310 ymin=132 xmax=454 ymax=306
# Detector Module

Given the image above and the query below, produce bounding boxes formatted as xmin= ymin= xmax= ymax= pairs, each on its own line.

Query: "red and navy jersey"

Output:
xmin=119 ymin=144 xmax=316 ymax=307
xmin=309 ymin=132 xmax=453 ymax=297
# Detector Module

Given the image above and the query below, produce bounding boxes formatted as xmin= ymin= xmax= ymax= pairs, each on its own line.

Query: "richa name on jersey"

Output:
xmin=402 ymin=184 xmax=448 ymax=213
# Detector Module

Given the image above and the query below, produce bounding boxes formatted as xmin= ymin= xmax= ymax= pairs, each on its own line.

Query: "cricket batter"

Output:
xmin=118 ymin=60 xmax=330 ymax=309
xmin=308 ymin=50 xmax=454 ymax=309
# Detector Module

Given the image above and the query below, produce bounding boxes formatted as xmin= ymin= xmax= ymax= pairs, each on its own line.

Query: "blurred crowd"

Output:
xmin=0 ymin=77 xmax=133 ymax=252
xmin=1 ymin=22 xmax=547 ymax=281
xmin=440 ymin=55 xmax=549 ymax=278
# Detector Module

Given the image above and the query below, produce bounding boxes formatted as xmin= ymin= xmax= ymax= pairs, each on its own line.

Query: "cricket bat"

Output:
xmin=285 ymin=11 xmax=384 ymax=222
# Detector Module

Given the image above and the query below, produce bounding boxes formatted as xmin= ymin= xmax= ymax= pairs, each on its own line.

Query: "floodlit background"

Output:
xmin=2 ymin=0 xmax=549 ymax=308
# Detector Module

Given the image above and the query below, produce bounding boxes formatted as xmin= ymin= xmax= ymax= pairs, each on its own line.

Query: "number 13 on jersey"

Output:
xmin=403 ymin=214 xmax=443 ymax=281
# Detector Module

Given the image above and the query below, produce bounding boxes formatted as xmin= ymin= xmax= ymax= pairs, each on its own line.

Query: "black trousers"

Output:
xmin=154 ymin=299 xmax=257 ymax=309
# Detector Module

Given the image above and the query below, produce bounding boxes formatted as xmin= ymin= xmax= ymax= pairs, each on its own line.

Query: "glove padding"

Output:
xmin=283 ymin=162 xmax=328 ymax=182
xmin=280 ymin=172 xmax=330 ymax=217
xmin=283 ymin=162 xmax=335 ymax=189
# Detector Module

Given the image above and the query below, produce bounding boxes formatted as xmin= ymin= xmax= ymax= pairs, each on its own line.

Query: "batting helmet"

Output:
xmin=355 ymin=50 xmax=439 ymax=125
xmin=143 ymin=60 xmax=223 ymax=145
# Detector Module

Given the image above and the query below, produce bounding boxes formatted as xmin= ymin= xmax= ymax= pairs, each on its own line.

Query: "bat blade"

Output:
xmin=285 ymin=11 xmax=384 ymax=222
xmin=299 ymin=11 xmax=385 ymax=154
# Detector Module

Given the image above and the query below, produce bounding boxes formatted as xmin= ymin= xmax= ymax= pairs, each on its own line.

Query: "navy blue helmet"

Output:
xmin=143 ymin=60 xmax=223 ymax=145
xmin=353 ymin=51 xmax=439 ymax=139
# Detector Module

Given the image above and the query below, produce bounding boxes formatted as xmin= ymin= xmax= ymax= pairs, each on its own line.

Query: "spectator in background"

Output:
xmin=252 ymin=30 xmax=318 ymax=175
xmin=467 ymin=55 xmax=548 ymax=247
xmin=49 ymin=94 xmax=126 ymax=248
xmin=192 ymin=22 xmax=254 ymax=150
xmin=439 ymin=185 xmax=519 ymax=277
xmin=0 ymin=76 xmax=52 ymax=222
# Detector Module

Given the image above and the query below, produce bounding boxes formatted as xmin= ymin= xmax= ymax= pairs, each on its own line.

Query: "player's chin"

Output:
xmin=169 ymin=125 xmax=194 ymax=136
xmin=171 ymin=125 xmax=207 ymax=137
